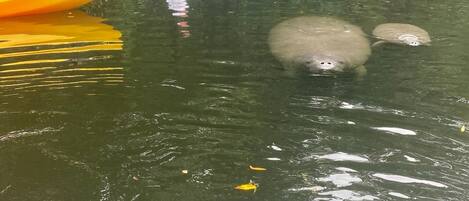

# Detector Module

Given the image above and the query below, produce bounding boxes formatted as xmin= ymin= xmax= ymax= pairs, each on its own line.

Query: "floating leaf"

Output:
xmin=235 ymin=181 xmax=258 ymax=191
xmin=249 ymin=165 xmax=267 ymax=171
xmin=461 ymin=125 xmax=466 ymax=133
xmin=181 ymin=170 xmax=188 ymax=174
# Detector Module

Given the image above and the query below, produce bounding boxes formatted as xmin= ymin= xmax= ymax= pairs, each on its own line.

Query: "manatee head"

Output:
xmin=398 ymin=34 xmax=421 ymax=46
xmin=298 ymin=54 xmax=347 ymax=74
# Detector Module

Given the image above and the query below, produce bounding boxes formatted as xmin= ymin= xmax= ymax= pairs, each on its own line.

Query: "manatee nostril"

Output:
xmin=327 ymin=62 xmax=332 ymax=65
xmin=320 ymin=62 xmax=325 ymax=64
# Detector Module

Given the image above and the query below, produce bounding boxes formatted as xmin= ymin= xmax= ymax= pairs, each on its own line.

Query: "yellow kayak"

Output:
xmin=0 ymin=0 xmax=91 ymax=18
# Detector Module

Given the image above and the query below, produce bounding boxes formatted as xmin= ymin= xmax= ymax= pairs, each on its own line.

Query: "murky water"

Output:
xmin=1 ymin=0 xmax=469 ymax=200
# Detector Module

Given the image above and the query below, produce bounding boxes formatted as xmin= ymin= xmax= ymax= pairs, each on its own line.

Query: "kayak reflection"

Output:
xmin=0 ymin=11 xmax=124 ymax=95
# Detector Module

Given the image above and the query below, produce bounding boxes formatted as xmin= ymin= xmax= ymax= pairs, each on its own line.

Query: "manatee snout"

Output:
xmin=398 ymin=34 xmax=422 ymax=46
xmin=300 ymin=54 xmax=346 ymax=73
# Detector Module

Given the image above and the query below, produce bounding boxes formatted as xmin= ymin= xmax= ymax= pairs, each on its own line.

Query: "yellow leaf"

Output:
xmin=235 ymin=182 xmax=258 ymax=191
xmin=461 ymin=125 xmax=466 ymax=133
xmin=249 ymin=165 xmax=267 ymax=171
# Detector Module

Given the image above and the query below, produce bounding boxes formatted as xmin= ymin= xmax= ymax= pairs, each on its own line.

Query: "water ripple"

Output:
xmin=316 ymin=152 xmax=369 ymax=163
xmin=316 ymin=190 xmax=378 ymax=201
xmin=318 ymin=173 xmax=362 ymax=187
xmin=0 ymin=127 xmax=62 ymax=142
xmin=371 ymin=127 xmax=417 ymax=135
xmin=373 ymin=173 xmax=448 ymax=188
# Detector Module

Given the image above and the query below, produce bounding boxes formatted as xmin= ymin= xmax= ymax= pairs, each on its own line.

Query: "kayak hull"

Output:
xmin=0 ymin=0 xmax=91 ymax=18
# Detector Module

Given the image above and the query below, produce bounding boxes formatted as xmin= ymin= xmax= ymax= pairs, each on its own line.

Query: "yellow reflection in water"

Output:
xmin=0 ymin=11 xmax=124 ymax=95
xmin=0 ymin=44 xmax=123 ymax=59
xmin=1 ymin=59 xmax=69 ymax=67
xmin=0 ymin=11 xmax=120 ymax=48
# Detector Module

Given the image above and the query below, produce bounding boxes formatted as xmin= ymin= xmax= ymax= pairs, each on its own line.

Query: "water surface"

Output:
xmin=1 ymin=0 xmax=469 ymax=200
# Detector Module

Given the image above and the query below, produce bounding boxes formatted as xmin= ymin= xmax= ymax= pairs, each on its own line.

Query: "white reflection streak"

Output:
xmin=371 ymin=127 xmax=417 ymax=135
xmin=388 ymin=192 xmax=410 ymax=199
xmin=166 ymin=0 xmax=191 ymax=38
xmin=373 ymin=173 xmax=448 ymax=188
xmin=316 ymin=190 xmax=378 ymax=200
xmin=318 ymin=173 xmax=362 ymax=187
xmin=317 ymin=152 xmax=369 ymax=163
xmin=0 ymin=127 xmax=61 ymax=142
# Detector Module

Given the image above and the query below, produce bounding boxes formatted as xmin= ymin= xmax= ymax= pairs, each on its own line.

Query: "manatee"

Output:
xmin=268 ymin=16 xmax=371 ymax=75
xmin=372 ymin=23 xmax=431 ymax=47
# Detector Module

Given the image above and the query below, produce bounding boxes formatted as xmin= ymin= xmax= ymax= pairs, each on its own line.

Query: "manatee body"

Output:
xmin=372 ymin=23 xmax=431 ymax=47
xmin=268 ymin=16 xmax=371 ymax=74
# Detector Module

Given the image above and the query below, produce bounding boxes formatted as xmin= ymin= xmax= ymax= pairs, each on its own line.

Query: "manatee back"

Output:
xmin=372 ymin=23 xmax=431 ymax=45
xmin=268 ymin=16 xmax=371 ymax=70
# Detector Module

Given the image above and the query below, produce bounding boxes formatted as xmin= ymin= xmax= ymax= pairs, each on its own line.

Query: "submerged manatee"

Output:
xmin=372 ymin=23 xmax=431 ymax=47
xmin=268 ymin=16 xmax=371 ymax=74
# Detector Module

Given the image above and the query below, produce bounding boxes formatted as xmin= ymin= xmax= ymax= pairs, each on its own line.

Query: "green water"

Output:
xmin=1 ymin=0 xmax=469 ymax=200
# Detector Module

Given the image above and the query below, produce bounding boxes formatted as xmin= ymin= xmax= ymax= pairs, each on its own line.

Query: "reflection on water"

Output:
xmin=317 ymin=190 xmax=378 ymax=201
xmin=316 ymin=152 xmax=369 ymax=163
xmin=166 ymin=0 xmax=191 ymax=38
xmin=0 ymin=11 xmax=123 ymax=97
xmin=318 ymin=173 xmax=362 ymax=187
xmin=373 ymin=173 xmax=448 ymax=188
xmin=371 ymin=127 xmax=417 ymax=135
xmin=388 ymin=192 xmax=410 ymax=199
xmin=0 ymin=127 xmax=61 ymax=142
